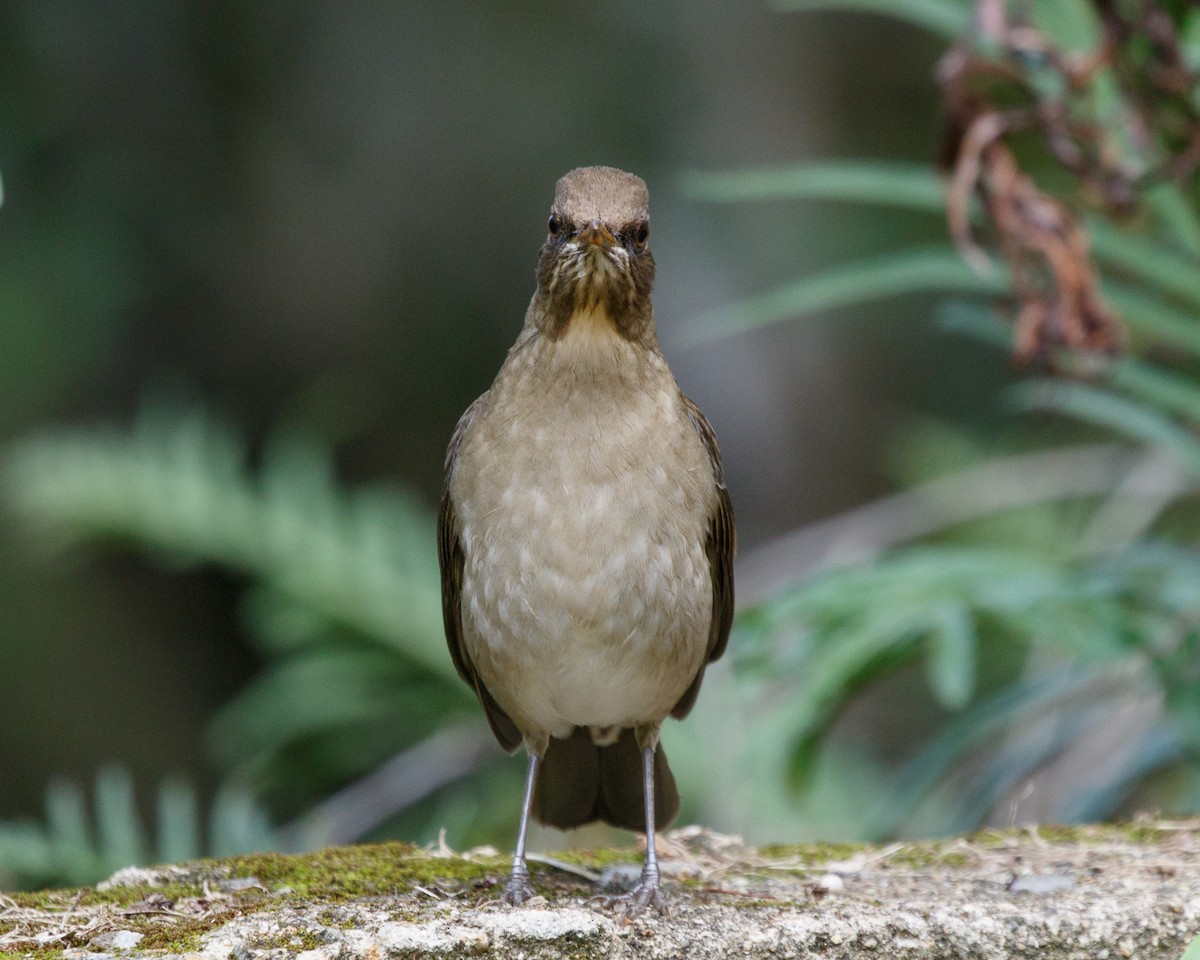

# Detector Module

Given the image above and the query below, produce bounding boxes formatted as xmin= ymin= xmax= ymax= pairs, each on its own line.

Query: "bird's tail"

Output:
xmin=532 ymin=727 xmax=679 ymax=832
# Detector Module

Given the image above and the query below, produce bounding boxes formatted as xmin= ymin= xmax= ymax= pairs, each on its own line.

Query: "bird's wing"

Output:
xmin=671 ymin=395 xmax=736 ymax=719
xmin=439 ymin=394 xmax=523 ymax=752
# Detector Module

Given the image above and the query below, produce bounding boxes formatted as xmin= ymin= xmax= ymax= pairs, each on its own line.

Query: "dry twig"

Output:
xmin=939 ymin=0 xmax=1200 ymax=362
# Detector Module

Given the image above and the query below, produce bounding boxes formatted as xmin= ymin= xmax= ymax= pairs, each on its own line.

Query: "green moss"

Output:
xmin=0 ymin=891 xmax=247 ymax=956
xmin=755 ymin=841 xmax=864 ymax=863
xmin=722 ymin=896 xmax=791 ymax=909
xmin=315 ymin=904 xmax=363 ymax=929
xmin=7 ymin=883 xmax=207 ymax=911
xmin=887 ymin=842 xmax=973 ymax=869
xmin=128 ymin=915 xmax=217 ymax=954
xmin=540 ymin=847 xmax=638 ymax=870
xmin=248 ymin=928 xmax=328 ymax=953
xmin=0 ymin=841 xmax=523 ymax=955
xmin=761 ymin=821 xmax=1171 ymax=870
xmin=213 ymin=841 xmax=506 ymax=899
xmin=752 ymin=836 xmax=984 ymax=871
xmin=1035 ymin=822 xmax=1166 ymax=845
xmin=965 ymin=822 xmax=1168 ymax=849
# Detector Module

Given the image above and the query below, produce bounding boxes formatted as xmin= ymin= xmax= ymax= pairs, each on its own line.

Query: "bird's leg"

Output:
xmin=503 ymin=751 xmax=540 ymax=905
xmin=607 ymin=744 xmax=669 ymax=917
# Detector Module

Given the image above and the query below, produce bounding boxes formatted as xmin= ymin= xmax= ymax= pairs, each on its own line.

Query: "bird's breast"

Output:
xmin=451 ymin=333 xmax=715 ymax=733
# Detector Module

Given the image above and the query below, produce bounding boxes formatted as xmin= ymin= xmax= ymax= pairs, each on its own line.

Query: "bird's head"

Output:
xmin=534 ymin=166 xmax=655 ymax=342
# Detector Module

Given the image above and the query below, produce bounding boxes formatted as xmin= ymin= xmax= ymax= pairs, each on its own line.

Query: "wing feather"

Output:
xmin=671 ymin=395 xmax=735 ymax=719
xmin=438 ymin=395 xmax=523 ymax=752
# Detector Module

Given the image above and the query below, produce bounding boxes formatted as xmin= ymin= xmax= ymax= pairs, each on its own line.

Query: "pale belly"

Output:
xmin=454 ymin=393 xmax=714 ymax=740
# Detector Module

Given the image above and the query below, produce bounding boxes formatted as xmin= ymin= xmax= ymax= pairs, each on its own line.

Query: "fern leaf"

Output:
xmin=679 ymin=246 xmax=1009 ymax=346
xmin=2 ymin=407 xmax=450 ymax=681
xmin=0 ymin=770 xmax=274 ymax=890
xmin=768 ymin=0 xmax=970 ymax=39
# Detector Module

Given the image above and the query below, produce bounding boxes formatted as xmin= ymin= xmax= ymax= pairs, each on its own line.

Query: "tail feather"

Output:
xmin=532 ymin=728 xmax=601 ymax=828
xmin=532 ymin=727 xmax=679 ymax=832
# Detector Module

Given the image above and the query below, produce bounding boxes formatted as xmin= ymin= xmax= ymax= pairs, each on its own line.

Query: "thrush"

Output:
xmin=438 ymin=165 xmax=734 ymax=915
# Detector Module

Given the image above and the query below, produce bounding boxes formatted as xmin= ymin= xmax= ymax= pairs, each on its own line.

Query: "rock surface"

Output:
xmin=2 ymin=823 xmax=1200 ymax=958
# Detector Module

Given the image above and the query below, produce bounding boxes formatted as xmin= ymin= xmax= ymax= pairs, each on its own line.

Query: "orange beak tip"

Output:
xmin=581 ymin=222 xmax=617 ymax=249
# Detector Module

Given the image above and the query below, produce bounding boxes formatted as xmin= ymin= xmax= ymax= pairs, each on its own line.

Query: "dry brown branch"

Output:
xmin=938 ymin=1 xmax=1200 ymax=363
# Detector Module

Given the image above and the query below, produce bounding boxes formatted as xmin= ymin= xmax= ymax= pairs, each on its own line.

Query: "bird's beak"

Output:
xmin=578 ymin=220 xmax=616 ymax=250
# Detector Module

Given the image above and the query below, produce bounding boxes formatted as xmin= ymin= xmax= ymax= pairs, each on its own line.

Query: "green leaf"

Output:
xmin=1144 ymin=183 xmax=1200 ymax=258
xmin=1110 ymin=358 xmax=1200 ymax=426
xmin=938 ymin=297 xmax=1012 ymax=347
xmin=679 ymin=247 xmax=1009 ymax=346
xmin=1058 ymin=725 xmax=1182 ymax=823
xmin=948 ymin=695 xmax=1100 ymax=828
xmin=779 ymin=615 xmax=927 ymax=784
xmin=1182 ymin=933 xmax=1200 ymax=960
xmin=924 ymin=604 xmax=976 ymax=709
xmin=1183 ymin=10 xmax=1200 ymax=74
xmin=768 ymin=0 xmax=970 ymax=40
xmin=206 ymin=649 xmax=439 ymax=768
xmin=44 ymin=778 xmax=92 ymax=857
xmin=1104 ymin=282 xmax=1200 ymax=357
xmin=1008 ymin=380 xmax=1200 ymax=474
xmin=0 ymin=771 xmax=277 ymax=889
xmin=1090 ymin=219 xmax=1200 ymax=314
xmin=679 ymin=161 xmax=946 ymax=212
xmin=208 ymin=783 xmax=279 ymax=857
xmin=1030 ymin=0 xmax=1102 ymax=51
xmin=870 ymin=667 xmax=1109 ymax=835
xmin=94 ymin=766 xmax=148 ymax=873
xmin=156 ymin=779 xmax=201 ymax=866
xmin=2 ymin=408 xmax=450 ymax=680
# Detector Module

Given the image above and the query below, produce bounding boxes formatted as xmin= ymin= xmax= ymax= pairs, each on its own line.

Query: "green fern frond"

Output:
xmin=0 ymin=768 xmax=275 ymax=891
xmin=679 ymin=246 xmax=1009 ymax=346
xmin=769 ymin=0 xmax=971 ymax=39
xmin=742 ymin=541 xmax=1200 ymax=824
xmin=1 ymin=406 xmax=494 ymax=825
xmin=2 ymin=406 xmax=450 ymax=681
xmin=679 ymin=161 xmax=947 ymax=211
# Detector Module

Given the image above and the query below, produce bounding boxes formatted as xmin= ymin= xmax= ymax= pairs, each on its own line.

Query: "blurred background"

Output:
xmin=4 ymin=0 xmax=1200 ymax=891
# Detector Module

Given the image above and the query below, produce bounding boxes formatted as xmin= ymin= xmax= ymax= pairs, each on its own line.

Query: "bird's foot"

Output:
xmin=593 ymin=868 xmax=669 ymax=919
xmin=501 ymin=861 xmax=536 ymax=906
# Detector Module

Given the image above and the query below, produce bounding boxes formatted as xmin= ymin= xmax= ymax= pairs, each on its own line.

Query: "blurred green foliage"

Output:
xmin=686 ymin=0 xmax=1200 ymax=834
xmin=5 ymin=0 xmax=1200 ymax=893
xmin=0 ymin=769 xmax=274 ymax=890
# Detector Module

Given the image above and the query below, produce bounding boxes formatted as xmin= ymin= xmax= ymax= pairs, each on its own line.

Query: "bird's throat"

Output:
xmin=562 ymin=303 xmax=622 ymax=342
xmin=530 ymin=274 xmax=653 ymax=344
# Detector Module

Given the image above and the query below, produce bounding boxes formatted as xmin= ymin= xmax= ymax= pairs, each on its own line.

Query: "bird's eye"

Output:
xmin=633 ymin=222 xmax=649 ymax=245
xmin=548 ymin=214 xmax=562 ymax=236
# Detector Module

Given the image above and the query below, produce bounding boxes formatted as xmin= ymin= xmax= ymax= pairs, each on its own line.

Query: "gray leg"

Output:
xmin=599 ymin=745 xmax=669 ymax=917
xmin=631 ymin=744 xmax=669 ymax=914
xmin=503 ymin=752 xmax=539 ymax=905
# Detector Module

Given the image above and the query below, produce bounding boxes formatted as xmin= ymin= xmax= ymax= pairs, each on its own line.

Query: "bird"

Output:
xmin=437 ymin=165 xmax=734 ymax=915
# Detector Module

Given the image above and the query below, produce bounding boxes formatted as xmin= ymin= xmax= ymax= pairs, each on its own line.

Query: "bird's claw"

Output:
xmin=591 ymin=874 xmax=669 ymax=919
xmin=502 ymin=863 xmax=536 ymax=906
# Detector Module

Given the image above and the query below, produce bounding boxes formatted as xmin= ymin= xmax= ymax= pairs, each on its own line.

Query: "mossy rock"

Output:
xmin=2 ymin=824 xmax=1199 ymax=958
